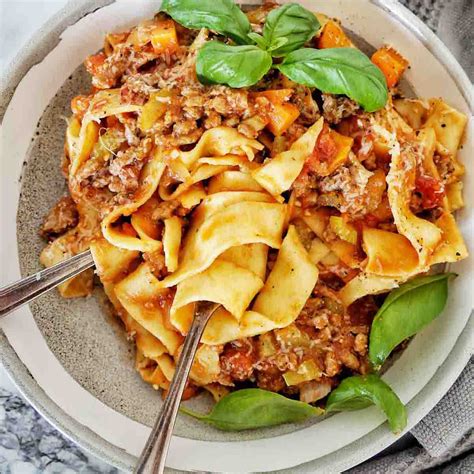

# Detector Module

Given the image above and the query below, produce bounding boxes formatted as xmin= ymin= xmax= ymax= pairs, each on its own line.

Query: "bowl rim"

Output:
xmin=0 ymin=0 xmax=472 ymax=472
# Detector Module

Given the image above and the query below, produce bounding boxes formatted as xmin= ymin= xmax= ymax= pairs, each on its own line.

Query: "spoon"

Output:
xmin=0 ymin=251 xmax=221 ymax=473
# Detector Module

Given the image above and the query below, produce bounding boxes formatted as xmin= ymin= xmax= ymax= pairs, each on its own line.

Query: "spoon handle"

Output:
xmin=0 ymin=250 xmax=95 ymax=318
xmin=135 ymin=301 xmax=220 ymax=474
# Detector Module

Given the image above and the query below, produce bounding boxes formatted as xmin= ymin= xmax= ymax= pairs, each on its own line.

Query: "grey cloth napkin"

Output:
xmin=400 ymin=0 xmax=474 ymax=80
xmin=349 ymin=361 xmax=473 ymax=473
xmin=411 ymin=359 xmax=473 ymax=457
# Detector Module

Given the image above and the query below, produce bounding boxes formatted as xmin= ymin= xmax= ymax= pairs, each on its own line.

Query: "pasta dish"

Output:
xmin=39 ymin=0 xmax=468 ymax=431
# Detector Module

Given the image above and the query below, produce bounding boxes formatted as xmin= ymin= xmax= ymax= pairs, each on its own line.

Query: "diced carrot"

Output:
xmin=305 ymin=124 xmax=353 ymax=176
xmin=331 ymin=129 xmax=354 ymax=167
xmin=371 ymin=46 xmax=408 ymax=88
xmin=150 ymin=20 xmax=179 ymax=54
xmin=254 ymin=89 xmax=300 ymax=136
xmin=317 ymin=20 xmax=354 ymax=49
xmin=266 ymin=103 xmax=300 ymax=136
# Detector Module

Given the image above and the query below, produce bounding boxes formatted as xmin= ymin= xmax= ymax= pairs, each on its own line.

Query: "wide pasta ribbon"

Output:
xmin=156 ymin=192 xmax=286 ymax=288
xmin=171 ymin=258 xmax=264 ymax=327
xmin=113 ymin=263 xmax=184 ymax=354
xmin=70 ymin=89 xmax=142 ymax=176
xmin=102 ymin=150 xmax=166 ymax=252
xmin=90 ymin=238 xmax=169 ymax=360
xmin=386 ymin=137 xmax=442 ymax=267
xmin=170 ymin=226 xmax=319 ymax=345
xmin=178 ymin=126 xmax=263 ymax=169
xmin=252 ymin=117 xmax=324 ymax=198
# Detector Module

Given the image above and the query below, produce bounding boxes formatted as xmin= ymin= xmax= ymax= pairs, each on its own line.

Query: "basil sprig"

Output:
xmin=162 ymin=0 xmax=388 ymax=110
xmin=196 ymin=42 xmax=272 ymax=88
xmin=261 ymin=3 xmax=321 ymax=57
xmin=181 ymin=388 xmax=322 ymax=430
xmin=369 ymin=273 xmax=454 ymax=369
xmin=326 ymin=374 xmax=407 ymax=434
xmin=277 ymin=48 xmax=388 ymax=112
xmin=161 ymin=0 xmax=252 ymax=45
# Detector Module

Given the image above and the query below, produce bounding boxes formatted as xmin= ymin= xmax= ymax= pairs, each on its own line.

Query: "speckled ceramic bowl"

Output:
xmin=1 ymin=1 xmax=473 ymax=472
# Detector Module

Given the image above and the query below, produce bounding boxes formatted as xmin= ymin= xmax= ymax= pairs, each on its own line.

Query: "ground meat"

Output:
xmin=292 ymin=171 xmax=319 ymax=208
xmin=86 ymin=40 xmax=177 ymax=90
xmin=220 ymin=339 xmax=257 ymax=382
xmin=151 ymin=200 xmax=181 ymax=220
xmin=256 ymin=367 xmax=286 ymax=392
xmin=82 ymin=137 xmax=152 ymax=197
xmin=120 ymin=77 xmax=152 ymax=105
xmin=318 ymin=165 xmax=376 ymax=218
xmin=354 ymin=333 xmax=368 ymax=355
xmin=172 ymin=118 xmax=202 ymax=145
xmin=324 ymin=352 xmax=341 ymax=377
xmin=297 ymin=297 xmax=329 ymax=326
xmin=322 ymin=93 xmax=360 ymax=125
xmin=292 ymin=85 xmax=321 ymax=125
xmin=40 ymin=196 xmax=79 ymax=240
xmin=143 ymin=248 xmax=167 ymax=279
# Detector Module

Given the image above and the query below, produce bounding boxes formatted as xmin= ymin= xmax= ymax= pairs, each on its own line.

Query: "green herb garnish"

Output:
xmin=369 ymin=273 xmax=455 ymax=369
xmin=161 ymin=0 xmax=252 ymax=45
xmin=276 ymin=47 xmax=388 ymax=112
xmin=161 ymin=0 xmax=388 ymax=111
xmin=326 ymin=374 xmax=407 ymax=434
xmin=260 ymin=3 xmax=321 ymax=57
xmin=181 ymin=388 xmax=323 ymax=430
xmin=196 ymin=42 xmax=272 ymax=88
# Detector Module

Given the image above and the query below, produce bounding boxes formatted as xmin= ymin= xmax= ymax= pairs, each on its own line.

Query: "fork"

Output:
xmin=0 ymin=251 xmax=220 ymax=473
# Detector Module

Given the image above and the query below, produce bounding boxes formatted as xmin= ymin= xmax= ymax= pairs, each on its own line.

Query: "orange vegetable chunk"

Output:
xmin=317 ymin=20 xmax=354 ymax=49
xmin=267 ymin=103 xmax=300 ymax=136
xmin=254 ymin=89 xmax=300 ymax=136
xmin=371 ymin=46 xmax=408 ymax=88
xmin=151 ymin=20 xmax=179 ymax=54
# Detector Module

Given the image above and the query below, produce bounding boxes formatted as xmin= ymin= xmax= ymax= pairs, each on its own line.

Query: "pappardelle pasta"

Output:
xmin=40 ymin=0 xmax=468 ymax=432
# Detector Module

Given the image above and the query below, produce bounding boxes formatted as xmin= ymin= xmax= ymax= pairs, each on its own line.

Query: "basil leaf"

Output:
xmin=369 ymin=273 xmax=454 ymax=369
xmin=161 ymin=0 xmax=251 ymax=45
xmin=326 ymin=374 xmax=407 ymax=434
xmin=196 ymin=41 xmax=272 ymax=88
xmin=181 ymin=388 xmax=323 ymax=431
xmin=263 ymin=3 xmax=320 ymax=57
xmin=277 ymin=48 xmax=388 ymax=112
xmin=247 ymin=32 xmax=269 ymax=50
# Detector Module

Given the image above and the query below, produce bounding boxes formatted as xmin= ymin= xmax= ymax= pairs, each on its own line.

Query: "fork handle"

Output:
xmin=135 ymin=301 xmax=220 ymax=474
xmin=0 ymin=249 xmax=95 ymax=318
